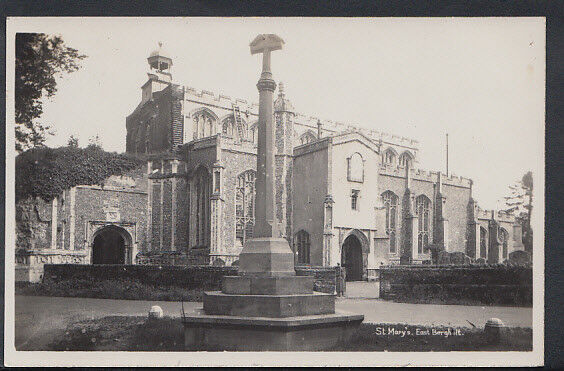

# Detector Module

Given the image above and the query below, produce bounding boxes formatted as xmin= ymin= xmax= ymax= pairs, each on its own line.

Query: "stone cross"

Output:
xmin=250 ymin=34 xmax=284 ymax=238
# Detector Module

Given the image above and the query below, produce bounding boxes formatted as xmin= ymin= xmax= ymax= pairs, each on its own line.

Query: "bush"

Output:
xmin=379 ymin=266 xmax=532 ymax=306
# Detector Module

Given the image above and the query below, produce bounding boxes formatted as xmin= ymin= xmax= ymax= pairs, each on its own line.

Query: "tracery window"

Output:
xmin=222 ymin=116 xmax=235 ymax=138
xmin=347 ymin=152 xmax=364 ymax=182
xmin=399 ymin=152 xmax=413 ymax=167
xmin=382 ymin=191 xmax=399 ymax=253
xmin=383 ymin=149 xmax=397 ymax=165
xmin=299 ymin=131 xmax=316 ymax=145
xmin=193 ymin=110 xmax=216 ymax=140
xmin=499 ymin=227 xmax=509 ymax=259
xmin=235 ymin=170 xmax=256 ymax=247
xmin=250 ymin=123 xmax=258 ymax=144
xmin=416 ymin=195 xmax=432 ymax=254
xmin=194 ymin=167 xmax=211 ymax=247
xmin=480 ymin=226 xmax=488 ymax=259
xmin=295 ymin=230 xmax=310 ymax=264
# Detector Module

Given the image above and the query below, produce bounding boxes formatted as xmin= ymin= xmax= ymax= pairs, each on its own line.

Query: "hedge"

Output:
xmin=379 ymin=265 xmax=532 ymax=306
xmin=42 ymin=264 xmax=341 ymax=294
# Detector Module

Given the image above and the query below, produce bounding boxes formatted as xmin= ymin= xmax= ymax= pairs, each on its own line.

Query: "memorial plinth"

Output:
xmin=182 ymin=34 xmax=363 ymax=351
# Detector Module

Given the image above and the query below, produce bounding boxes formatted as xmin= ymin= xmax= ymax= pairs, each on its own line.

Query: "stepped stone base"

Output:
xmin=222 ymin=275 xmax=314 ymax=295
xmin=204 ymin=291 xmax=335 ymax=317
xmin=183 ymin=309 xmax=364 ymax=351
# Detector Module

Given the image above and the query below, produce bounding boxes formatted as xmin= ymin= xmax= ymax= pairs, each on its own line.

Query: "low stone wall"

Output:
xmin=42 ymin=264 xmax=341 ymax=294
xmin=379 ymin=265 xmax=532 ymax=306
xmin=295 ymin=265 xmax=341 ymax=294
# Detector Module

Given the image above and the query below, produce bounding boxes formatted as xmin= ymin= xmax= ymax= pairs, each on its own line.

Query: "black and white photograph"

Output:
xmin=4 ymin=16 xmax=544 ymax=367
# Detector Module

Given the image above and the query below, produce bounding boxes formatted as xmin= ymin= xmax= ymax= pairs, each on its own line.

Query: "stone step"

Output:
xmin=222 ymin=275 xmax=314 ymax=295
xmin=183 ymin=309 xmax=364 ymax=351
xmin=203 ymin=291 xmax=335 ymax=318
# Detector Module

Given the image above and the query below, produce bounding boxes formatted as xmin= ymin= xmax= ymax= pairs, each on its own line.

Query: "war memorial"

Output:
xmin=181 ymin=34 xmax=364 ymax=351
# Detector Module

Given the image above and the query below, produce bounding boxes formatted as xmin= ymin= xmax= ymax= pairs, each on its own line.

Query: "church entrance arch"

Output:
xmin=341 ymin=234 xmax=364 ymax=281
xmin=91 ymin=225 xmax=132 ymax=264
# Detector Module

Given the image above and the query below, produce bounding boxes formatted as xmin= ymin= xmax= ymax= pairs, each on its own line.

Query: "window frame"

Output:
xmin=381 ymin=191 xmax=399 ymax=254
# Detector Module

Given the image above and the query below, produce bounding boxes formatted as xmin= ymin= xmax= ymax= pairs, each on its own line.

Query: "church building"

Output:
xmin=127 ymin=44 xmax=524 ymax=280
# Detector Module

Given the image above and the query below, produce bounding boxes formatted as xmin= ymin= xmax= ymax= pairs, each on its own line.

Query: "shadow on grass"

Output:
xmin=45 ymin=316 xmax=532 ymax=352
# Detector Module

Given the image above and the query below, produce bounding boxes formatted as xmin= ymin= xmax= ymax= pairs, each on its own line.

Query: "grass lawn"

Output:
xmin=16 ymin=280 xmax=203 ymax=302
xmin=43 ymin=316 xmax=532 ymax=352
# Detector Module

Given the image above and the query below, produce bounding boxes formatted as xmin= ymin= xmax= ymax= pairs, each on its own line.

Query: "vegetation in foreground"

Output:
xmin=36 ymin=316 xmax=532 ymax=352
xmin=16 ymin=280 xmax=203 ymax=302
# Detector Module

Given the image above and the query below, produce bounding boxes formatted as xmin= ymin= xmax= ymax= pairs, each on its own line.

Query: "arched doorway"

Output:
xmin=341 ymin=234 xmax=363 ymax=281
xmin=91 ymin=226 xmax=131 ymax=264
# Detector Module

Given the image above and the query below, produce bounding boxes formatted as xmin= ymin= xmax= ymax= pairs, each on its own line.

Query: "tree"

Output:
xmin=67 ymin=135 xmax=79 ymax=148
xmin=87 ymin=134 xmax=103 ymax=149
xmin=503 ymin=171 xmax=533 ymax=253
xmin=15 ymin=33 xmax=87 ymax=152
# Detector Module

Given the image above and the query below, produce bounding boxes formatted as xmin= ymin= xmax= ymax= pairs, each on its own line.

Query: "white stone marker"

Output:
xmin=148 ymin=305 xmax=163 ymax=319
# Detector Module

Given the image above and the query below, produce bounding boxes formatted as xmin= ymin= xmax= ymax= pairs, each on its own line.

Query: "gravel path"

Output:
xmin=14 ymin=295 xmax=532 ymax=350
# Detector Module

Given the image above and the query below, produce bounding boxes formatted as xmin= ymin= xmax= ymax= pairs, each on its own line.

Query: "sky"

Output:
xmin=7 ymin=17 xmax=545 ymax=210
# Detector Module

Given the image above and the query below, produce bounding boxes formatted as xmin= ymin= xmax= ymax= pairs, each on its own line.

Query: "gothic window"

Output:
xmin=480 ymin=226 xmax=488 ymax=258
xmin=222 ymin=116 xmax=235 ymax=138
xmin=351 ymin=190 xmax=360 ymax=210
xmin=250 ymin=123 xmax=258 ymax=144
xmin=347 ymin=152 xmax=364 ymax=182
xmin=299 ymin=131 xmax=316 ymax=145
xmin=194 ymin=167 xmax=211 ymax=247
xmin=499 ymin=227 xmax=509 ymax=259
xmin=236 ymin=170 xmax=256 ymax=247
xmin=416 ymin=195 xmax=432 ymax=254
xmin=192 ymin=110 xmax=216 ymax=140
xmin=383 ymin=148 xmax=397 ymax=165
xmin=382 ymin=191 xmax=399 ymax=253
xmin=399 ymin=152 xmax=414 ymax=167
xmin=295 ymin=230 xmax=310 ymax=264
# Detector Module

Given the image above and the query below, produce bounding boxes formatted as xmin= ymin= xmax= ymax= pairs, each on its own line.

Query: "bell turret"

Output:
xmin=141 ymin=42 xmax=173 ymax=104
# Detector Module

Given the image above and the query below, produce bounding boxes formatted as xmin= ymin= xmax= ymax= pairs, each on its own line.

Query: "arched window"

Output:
xmin=416 ymin=195 xmax=432 ymax=254
xmin=295 ymin=230 xmax=310 ymax=264
xmin=383 ymin=148 xmax=397 ymax=165
xmin=222 ymin=116 xmax=235 ymax=137
xmin=347 ymin=152 xmax=364 ymax=182
xmin=381 ymin=191 xmax=399 ymax=254
xmin=194 ymin=167 xmax=211 ymax=247
xmin=236 ymin=170 xmax=256 ymax=247
xmin=192 ymin=110 xmax=217 ymax=140
xmin=249 ymin=123 xmax=258 ymax=144
xmin=480 ymin=226 xmax=488 ymax=259
xmin=299 ymin=131 xmax=316 ymax=145
xmin=399 ymin=152 xmax=414 ymax=167
xmin=499 ymin=227 xmax=509 ymax=259
xmin=222 ymin=116 xmax=248 ymax=141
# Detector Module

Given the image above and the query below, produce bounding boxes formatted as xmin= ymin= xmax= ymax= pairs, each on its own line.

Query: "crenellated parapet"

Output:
xmin=184 ymin=85 xmax=259 ymax=116
xmin=475 ymin=207 xmax=515 ymax=223
xmin=378 ymin=165 xmax=472 ymax=188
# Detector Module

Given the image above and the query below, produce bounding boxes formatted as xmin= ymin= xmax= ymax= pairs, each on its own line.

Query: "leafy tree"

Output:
xmin=503 ymin=171 xmax=533 ymax=253
xmin=67 ymin=135 xmax=79 ymax=148
xmin=87 ymin=134 xmax=103 ymax=149
xmin=15 ymin=33 xmax=87 ymax=152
